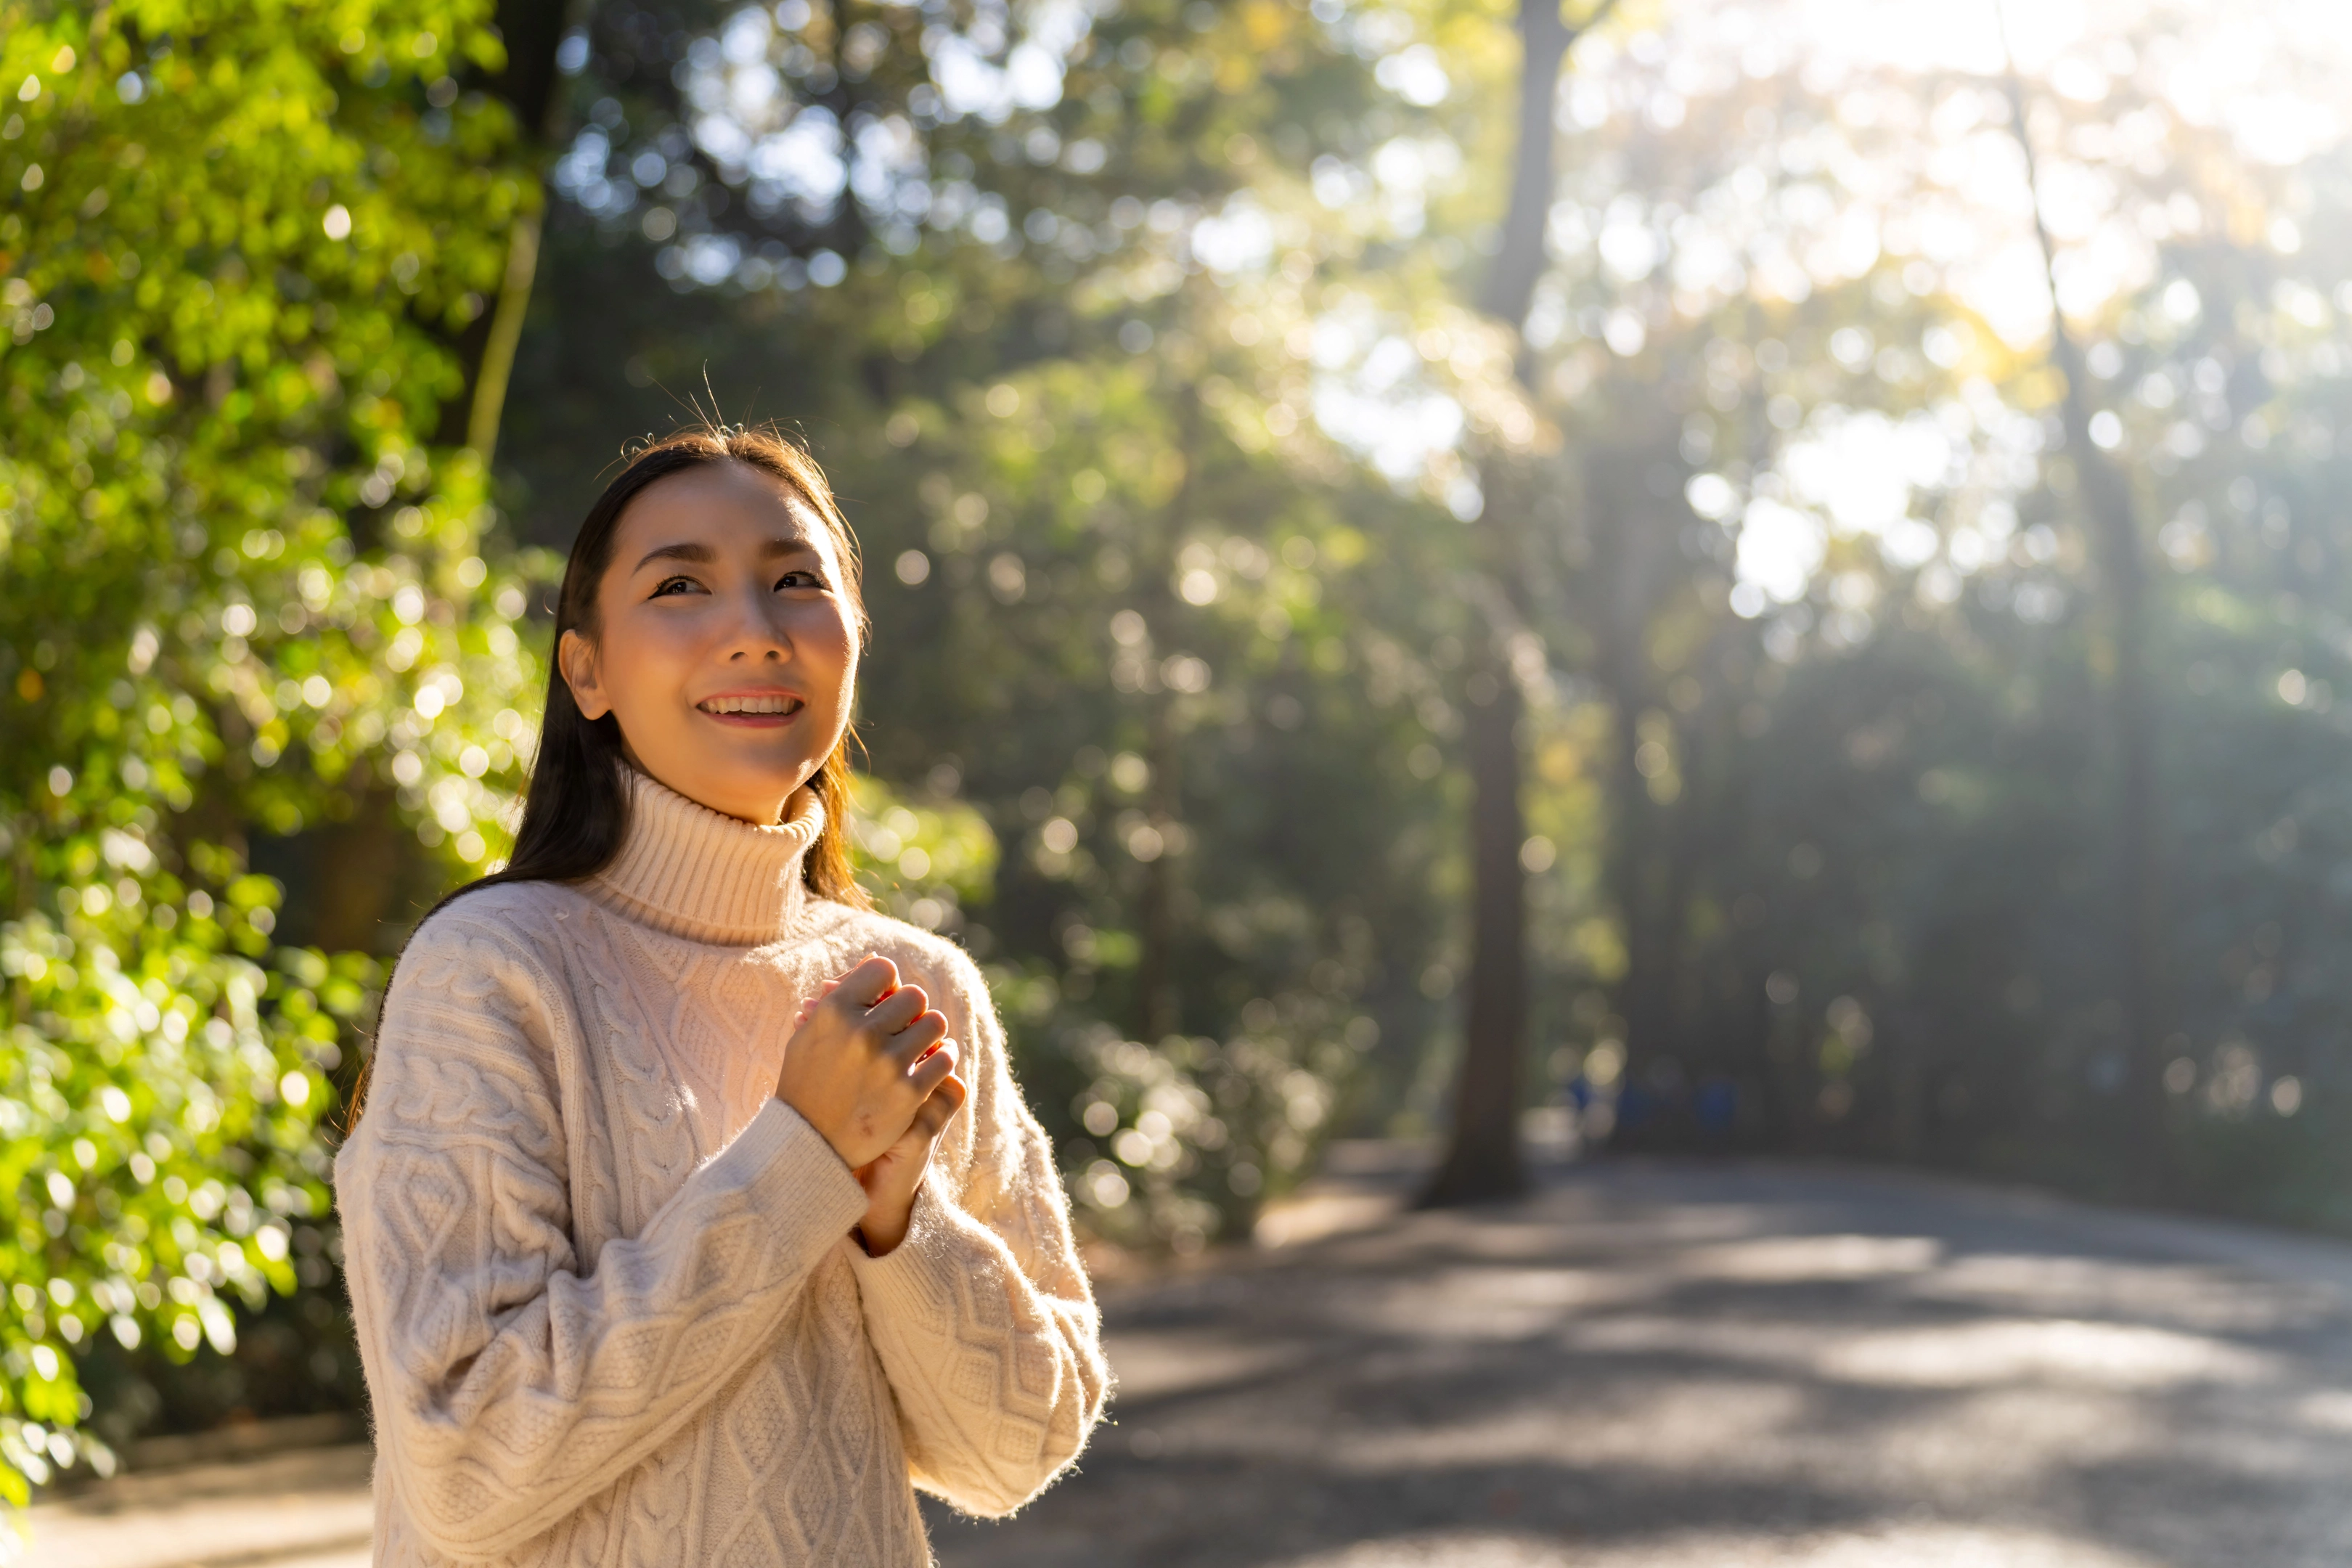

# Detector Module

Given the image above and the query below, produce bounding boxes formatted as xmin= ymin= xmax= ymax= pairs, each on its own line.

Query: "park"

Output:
xmin=6 ymin=0 xmax=2352 ymax=1561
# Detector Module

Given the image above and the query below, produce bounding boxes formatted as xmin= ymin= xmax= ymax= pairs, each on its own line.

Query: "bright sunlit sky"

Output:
xmin=1297 ymin=0 xmax=2352 ymax=618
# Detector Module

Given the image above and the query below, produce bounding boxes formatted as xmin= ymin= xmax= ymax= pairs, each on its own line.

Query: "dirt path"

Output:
xmin=926 ymin=1157 xmax=2352 ymax=1567
xmin=27 ymin=1155 xmax=2352 ymax=1566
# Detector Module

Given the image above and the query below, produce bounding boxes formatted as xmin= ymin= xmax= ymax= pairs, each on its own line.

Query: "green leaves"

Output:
xmin=848 ymin=772 xmax=1001 ymax=924
xmin=2 ymin=0 xmax=542 ymax=1503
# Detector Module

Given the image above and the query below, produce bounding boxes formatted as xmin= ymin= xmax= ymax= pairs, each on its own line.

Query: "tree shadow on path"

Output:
xmin=925 ymin=1157 xmax=2352 ymax=1568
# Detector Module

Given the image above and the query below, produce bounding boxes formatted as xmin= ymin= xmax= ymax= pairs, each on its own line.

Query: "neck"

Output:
xmin=590 ymin=767 xmax=826 ymax=944
xmin=620 ymin=747 xmax=794 ymax=827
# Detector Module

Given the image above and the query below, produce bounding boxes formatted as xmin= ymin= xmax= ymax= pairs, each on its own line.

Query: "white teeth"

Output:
xmin=701 ymin=695 xmax=801 ymax=715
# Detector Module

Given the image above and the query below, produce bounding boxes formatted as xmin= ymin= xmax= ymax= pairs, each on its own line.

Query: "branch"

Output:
xmin=1567 ymin=0 xmax=1625 ymax=47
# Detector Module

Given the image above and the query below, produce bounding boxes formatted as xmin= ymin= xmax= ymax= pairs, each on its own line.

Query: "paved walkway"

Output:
xmin=22 ymin=1444 xmax=373 ymax=1568
xmin=927 ymin=1155 xmax=2352 ymax=1567
xmin=27 ymin=1155 xmax=2352 ymax=1566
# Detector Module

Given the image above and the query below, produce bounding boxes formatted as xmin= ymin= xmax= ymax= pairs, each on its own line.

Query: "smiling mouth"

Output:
xmin=698 ymin=695 xmax=804 ymax=716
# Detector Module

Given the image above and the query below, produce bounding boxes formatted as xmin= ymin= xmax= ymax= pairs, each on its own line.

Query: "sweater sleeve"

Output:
xmin=846 ymin=943 xmax=1111 ymax=1517
xmin=335 ymin=909 xmax=870 ymax=1562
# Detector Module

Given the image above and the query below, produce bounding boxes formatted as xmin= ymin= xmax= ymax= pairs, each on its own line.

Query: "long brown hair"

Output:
xmin=344 ymin=425 xmax=871 ymax=1127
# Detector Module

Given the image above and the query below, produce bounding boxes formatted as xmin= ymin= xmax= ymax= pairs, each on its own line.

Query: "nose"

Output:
xmin=722 ymin=579 xmax=793 ymax=663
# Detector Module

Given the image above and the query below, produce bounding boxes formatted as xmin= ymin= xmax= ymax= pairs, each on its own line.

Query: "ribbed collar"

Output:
xmin=590 ymin=767 xmax=825 ymax=945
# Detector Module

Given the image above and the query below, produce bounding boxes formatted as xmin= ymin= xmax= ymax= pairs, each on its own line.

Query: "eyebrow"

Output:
xmin=631 ymin=537 xmax=819 ymax=574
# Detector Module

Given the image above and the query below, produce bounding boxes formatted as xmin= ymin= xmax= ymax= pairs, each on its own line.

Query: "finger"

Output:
xmin=865 ymin=981 xmax=930 ymax=1036
xmin=930 ymin=1071 xmax=968 ymax=1117
xmin=793 ymin=974 xmax=845 ymax=1027
xmin=910 ymin=1042 xmax=961 ymax=1099
xmin=886 ymin=1010 xmax=948 ymax=1065
xmin=897 ymin=1083 xmax=959 ymax=1143
xmin=912 ymin=1073 xmax=968 ymax=1135
xmin=830 ymin=955 xmax=902 ymax=1010
xmin=908 ymin=1097 xmax=955 ymax=1140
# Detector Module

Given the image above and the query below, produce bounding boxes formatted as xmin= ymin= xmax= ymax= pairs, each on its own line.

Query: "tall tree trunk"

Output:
xmin=1421 ymin=0 xmax=1618 ymax=1206
xmin=1135 ymin=383 xmax=1205 ymax=1045
xmin=1595 ymin=458 xmax=1699 ymax=1141
xmin=319 ymin=0 xmax=572 ymax=958
xmin=1599 ymin=569 xmax=1662 ymax=1119
xmin=1424 ymin=640 xmax=1532 ymax=1203
xmin=458 ymin=0 xmax=571 ymax=460
xmin=2001 ymin=68 xmax=2170 ymax=1190
xmin=1137 ymin=690 xmax=1182 ymax=1042
xmin=309 ymin=791 xmax=407 ymax=955
xmin=431 ymin=0 xmax=571 ymax=457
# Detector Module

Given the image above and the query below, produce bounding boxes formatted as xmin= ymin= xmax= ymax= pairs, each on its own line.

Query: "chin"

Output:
xmin=644 ymin=751 xmax=804 ymax=823
xmin=717 ymin=756 xmax=822 ymax=809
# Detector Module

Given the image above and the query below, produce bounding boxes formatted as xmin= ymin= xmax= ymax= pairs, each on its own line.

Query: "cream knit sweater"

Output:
xmin=335 ymin=770 xmax=1108 ymax=1567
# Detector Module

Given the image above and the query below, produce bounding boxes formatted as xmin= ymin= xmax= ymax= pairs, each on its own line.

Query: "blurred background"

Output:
xmin=7 ymin=0 xmax=2352 ymax=1521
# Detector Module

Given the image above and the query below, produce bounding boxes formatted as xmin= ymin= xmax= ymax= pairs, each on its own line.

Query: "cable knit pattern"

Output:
xmin=335 ymin=771 xmax=1109 ymax=1567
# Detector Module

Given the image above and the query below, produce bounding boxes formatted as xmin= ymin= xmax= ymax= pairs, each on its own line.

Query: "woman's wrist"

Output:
xmin=856 ymin=1183 xmax=922 ymax=1257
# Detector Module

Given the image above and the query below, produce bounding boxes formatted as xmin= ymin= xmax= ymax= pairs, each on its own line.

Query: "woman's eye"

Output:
xmin=651 ymin=576 xmax=701 ymax=597
xmin=775 ymin=570 xmax=825 ymax=591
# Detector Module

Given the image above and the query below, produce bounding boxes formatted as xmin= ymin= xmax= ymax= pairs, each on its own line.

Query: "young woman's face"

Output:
xmin=559 ymin=459 xmax=859 ymax=825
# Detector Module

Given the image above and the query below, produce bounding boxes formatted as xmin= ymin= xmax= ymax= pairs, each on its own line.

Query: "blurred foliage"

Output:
xmin=15 ymin=0 xmax=2352 ymax=1508
xmin=1466 ymin=1 xmax=2352 ymax=1218
xmin=846 ymin=769 xmax=1000 ymax=917
xmin=0 ymin=0 xmax=544 ymax=1506
xmin=496 ymin=0 xmax=1484 ymax=1259
xmin=491 ymin=0 xmax=2352 ymax=1248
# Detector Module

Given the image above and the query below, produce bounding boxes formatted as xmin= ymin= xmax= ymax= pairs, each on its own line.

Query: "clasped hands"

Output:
xmin=775 ymin=955 xmax=966 ymax=1257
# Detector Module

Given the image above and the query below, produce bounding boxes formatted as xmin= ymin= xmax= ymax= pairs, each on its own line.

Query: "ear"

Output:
xmin=559 ymin=628 xmax=612 ymax=720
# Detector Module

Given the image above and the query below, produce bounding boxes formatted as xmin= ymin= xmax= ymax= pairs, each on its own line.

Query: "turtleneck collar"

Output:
xmin=590 ymin=767 xmax=826 ymax=945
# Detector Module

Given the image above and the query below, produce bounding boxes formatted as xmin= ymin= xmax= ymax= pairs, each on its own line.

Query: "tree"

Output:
xmin=490 ymin=0 xmax=1499 ymax=1246
xmin=1 ymin=0 xmax=542 ymax=1500
xmin=1997 ymin=45 xmax=2168 ymax=1189
xmin=1482 ymin=0 xmax=2352 ymax=1213
xmin=1421 ymin=0 xmax=1618 ymax=1206
xmin=298 ymin=0 xmax=571 ymax=957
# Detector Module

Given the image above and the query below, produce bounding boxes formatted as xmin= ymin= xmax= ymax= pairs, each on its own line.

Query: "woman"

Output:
xmin=335 ymin=427 xmax=1108 ymax=1566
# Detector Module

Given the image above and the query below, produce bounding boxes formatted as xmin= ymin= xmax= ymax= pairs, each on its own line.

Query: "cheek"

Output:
xmin=596 ymin=611 xmax=699 ymax=714
xmin=799 ymin=608 xmax=859 ymax=711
